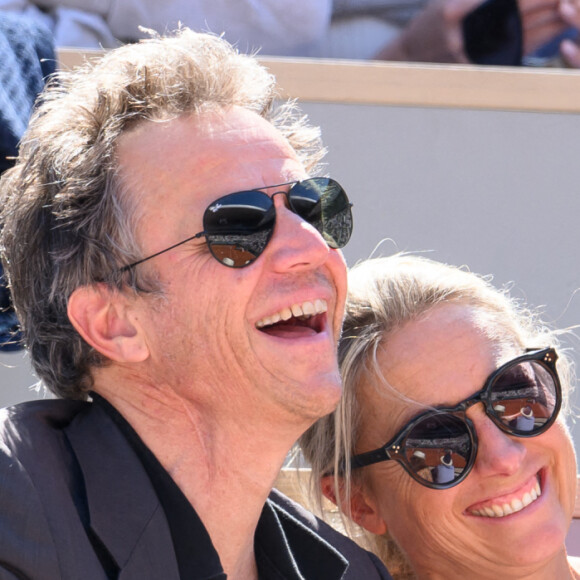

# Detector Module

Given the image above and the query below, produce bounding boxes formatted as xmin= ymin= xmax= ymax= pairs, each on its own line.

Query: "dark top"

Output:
xmin=93 ymin=394 xmax=225 ymax=579
xmin=93 ymin=394 xmax=350 ymax=579
xmin=0 ymin=398 xmax=392 ymax=579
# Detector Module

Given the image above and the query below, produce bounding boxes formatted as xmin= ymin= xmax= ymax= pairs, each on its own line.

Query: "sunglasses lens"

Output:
xmin=404 ymin=413 xmax=472 ymax=487
xmin=203 ymin=191 xmax=276 ymax=267
xmin=202 ymin=178 xmax=352 ymax=268
xmin=489 ymin=360 xmax=559 ymax=435
xmin=289 ymin=178 xmax=353 ymax=249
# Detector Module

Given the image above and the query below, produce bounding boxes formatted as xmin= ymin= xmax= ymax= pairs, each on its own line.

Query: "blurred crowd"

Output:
xmin=0 ymin=0 xmax=579 ymax=66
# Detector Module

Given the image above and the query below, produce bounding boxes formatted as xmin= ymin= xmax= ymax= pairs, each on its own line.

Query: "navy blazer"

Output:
xmin=0 ymin=400 xmax=391 ymax=579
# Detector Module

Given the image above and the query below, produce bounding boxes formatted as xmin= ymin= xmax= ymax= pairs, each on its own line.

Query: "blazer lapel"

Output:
xmin=65 ymin=403 xmax=180 ymax=580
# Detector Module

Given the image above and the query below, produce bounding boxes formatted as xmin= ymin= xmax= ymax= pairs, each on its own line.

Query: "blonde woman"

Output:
xmin=301 ymin=255 xmax=580 ymax=579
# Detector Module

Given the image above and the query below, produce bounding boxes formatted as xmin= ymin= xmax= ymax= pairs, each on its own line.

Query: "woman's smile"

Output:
xmin=467 ymin=473 xmax=542 ymax=518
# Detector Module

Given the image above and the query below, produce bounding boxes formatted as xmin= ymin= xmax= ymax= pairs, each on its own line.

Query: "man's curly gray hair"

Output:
xmin=0 ymin=29 xmax=325 ymax=400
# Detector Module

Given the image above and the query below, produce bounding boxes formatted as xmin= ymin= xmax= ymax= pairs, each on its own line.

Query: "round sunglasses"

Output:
xmin=350 ymin=348 xmax=561 ymax=490
xmin=121 ymin=177 xmax=353 ymax=270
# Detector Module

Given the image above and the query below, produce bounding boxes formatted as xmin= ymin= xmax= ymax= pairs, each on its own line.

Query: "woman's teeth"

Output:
xmin=470 ymin=479 xmax=541 ymax=518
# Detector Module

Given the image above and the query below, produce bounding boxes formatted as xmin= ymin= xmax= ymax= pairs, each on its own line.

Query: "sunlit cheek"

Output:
xmin=366 ymin=463 xmax=409 ymax=504
xmin=371 ymin=467 xmax=437 ymax=526
xmin=366 ymin=458 xmax=501 ymax=572
xmin=387 ymin=493 xmax=464 ymax=568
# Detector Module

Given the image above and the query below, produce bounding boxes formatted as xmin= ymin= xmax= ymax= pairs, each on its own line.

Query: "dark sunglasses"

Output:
xmin=121 ymin=177 xmax=352 ymax=271
xmin=350 ymin=348 xmax=561 ymax=490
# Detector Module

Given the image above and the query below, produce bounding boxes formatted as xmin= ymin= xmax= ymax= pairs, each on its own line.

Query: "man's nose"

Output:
xmin=263 ymin=192 xmax=332 ymax=273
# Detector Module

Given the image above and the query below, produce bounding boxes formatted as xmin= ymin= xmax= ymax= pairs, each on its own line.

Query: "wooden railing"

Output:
xmin=57 ymin=48 xmax=580 ymax=113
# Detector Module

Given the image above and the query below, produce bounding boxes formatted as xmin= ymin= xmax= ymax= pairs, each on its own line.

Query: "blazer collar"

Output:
xmin=260 ymin=492 xmax=348 ymax=579
xmin=64 ymin=402 xmax=180 ymax=579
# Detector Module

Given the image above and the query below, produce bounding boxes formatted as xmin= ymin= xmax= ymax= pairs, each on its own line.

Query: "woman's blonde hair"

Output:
xmin=300 ymin=254 xmax=573 ymax=578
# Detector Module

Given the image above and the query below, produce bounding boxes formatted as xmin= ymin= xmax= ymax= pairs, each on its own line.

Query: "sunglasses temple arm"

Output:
xmin=351 ymin=447 xmax=392 ymax=469
xmin=119 ymin=232 xmax=207 ymax=272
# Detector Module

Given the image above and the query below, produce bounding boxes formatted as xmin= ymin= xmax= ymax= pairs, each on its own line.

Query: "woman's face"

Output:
xmin=352 ymin=303 xmax=577 ymax=578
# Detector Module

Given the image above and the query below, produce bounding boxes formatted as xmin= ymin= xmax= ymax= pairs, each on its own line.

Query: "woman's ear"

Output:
xmin=321 ymin=474 xmax=388 ymax=535
xmin=67 ymin=283 xmax=149 ymax=363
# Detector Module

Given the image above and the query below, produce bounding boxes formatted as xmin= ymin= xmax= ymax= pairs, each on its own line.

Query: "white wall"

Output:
xmin=303 ymin=101 xmax=580 ymax=445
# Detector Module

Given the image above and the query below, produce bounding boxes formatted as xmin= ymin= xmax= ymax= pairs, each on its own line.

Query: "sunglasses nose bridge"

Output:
xmin=463 ymin=390 xmax=515 ymax=437
xmin=269 ymin=190 xmax=294 ymax=222
xmin=459 ymin=388 xmax=487 ymax=414
xmin=463 ymin=397 xmax=494 ymax=436
xmin=269 ymin=190 xmax=300 ymax=228
xmin=270 ymin=190 xmax=291 ymax=207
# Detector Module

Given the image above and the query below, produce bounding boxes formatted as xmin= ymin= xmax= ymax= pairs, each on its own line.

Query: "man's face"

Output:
xmin=117 ymin=107 xmax=348 ymax=426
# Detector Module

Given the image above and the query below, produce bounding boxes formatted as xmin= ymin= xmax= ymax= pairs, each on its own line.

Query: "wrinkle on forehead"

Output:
xmin=189 ymin=109 xmax=302 ymax=187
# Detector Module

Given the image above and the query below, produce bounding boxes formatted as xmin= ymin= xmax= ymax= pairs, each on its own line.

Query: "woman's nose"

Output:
xmin=470 ymin=406 xmax=527 ymax=478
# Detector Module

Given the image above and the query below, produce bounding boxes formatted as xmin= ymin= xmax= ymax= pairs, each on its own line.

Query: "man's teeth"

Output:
xmin=256 ymin=299 xmax=327 ymax=329
xmin=470 ymin=479 xmax=541 ymax=518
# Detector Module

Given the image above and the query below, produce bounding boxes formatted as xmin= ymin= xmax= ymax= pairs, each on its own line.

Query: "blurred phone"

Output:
xmin=462 ymin=0 xmax=522 ymax=66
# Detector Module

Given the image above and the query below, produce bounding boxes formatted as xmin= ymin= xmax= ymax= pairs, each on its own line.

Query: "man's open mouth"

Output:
xmin=256 ymin=299 xmax=327 ymax=336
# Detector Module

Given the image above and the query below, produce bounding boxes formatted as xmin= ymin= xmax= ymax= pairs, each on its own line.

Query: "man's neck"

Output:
xmin=93 ymin=379 xmax=311 ymax=580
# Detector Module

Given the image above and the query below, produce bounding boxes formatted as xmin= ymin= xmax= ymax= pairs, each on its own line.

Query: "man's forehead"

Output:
xmin=119 ymin=109 xmax=301 ymax=191
xmin=116 ymin=107 xmax=306 ymax=237
xmin=119 ymin=107 xmax=285 ymax=149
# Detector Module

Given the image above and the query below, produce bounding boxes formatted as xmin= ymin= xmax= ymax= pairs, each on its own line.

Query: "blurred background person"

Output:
xmin=314 ymin=0 xmax=580 ymax=66
xmin=0 ymin=0 xmax=333 ymax=54
xmin=0 ymin=10 xmax=53 ymax=351
xmin=1 ymin=0 xmax=578 ymax=65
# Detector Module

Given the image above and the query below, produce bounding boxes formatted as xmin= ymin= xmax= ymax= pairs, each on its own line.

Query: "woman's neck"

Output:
xmin=415 ymin=548 xmax=576 ymax=580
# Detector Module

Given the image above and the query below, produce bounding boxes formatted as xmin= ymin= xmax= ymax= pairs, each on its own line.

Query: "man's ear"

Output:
xmin=67 ymin=284 xmax=149 ymax=363
xmin=321 ymin=474 xmax=388 ymax=535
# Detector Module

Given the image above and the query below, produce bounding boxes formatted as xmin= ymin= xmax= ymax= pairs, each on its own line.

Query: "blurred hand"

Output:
xmin=520 ymin=0 xmax=570 ymax=53
xmin=374 ymin=0 xmax=576 ymax=64
xmin=559 ymin=0 xmax=580 ymax=66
